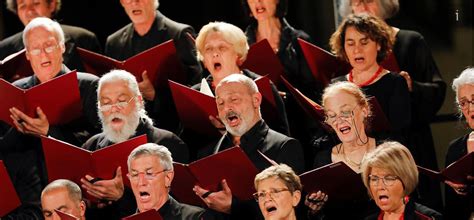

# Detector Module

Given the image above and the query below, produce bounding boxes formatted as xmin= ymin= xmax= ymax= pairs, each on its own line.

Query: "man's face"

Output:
xmin=41 ymin=187 xmax=85 ymax=220
xmin=128 ymin=155 xmax=173 ymax=212
xmin=16 ymin=0 xmax=56 ymax=26
xmin=120 ymin=0 xmax=156 ymax=26
xmin=25 ymin=26 xmax=64 ymax=84
xmin=98 ymin=80 xmax=141 ymax=143
xmin=215 ymin=81 xmax=261 ymax=137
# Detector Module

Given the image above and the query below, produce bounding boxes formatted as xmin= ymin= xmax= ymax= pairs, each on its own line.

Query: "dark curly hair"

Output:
xmin=329 ymin=13 xmax=394 ymax=63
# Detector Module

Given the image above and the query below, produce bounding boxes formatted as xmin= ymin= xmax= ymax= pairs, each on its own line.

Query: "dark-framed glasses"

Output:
xmin=324 ymin=108 xmax=355 ymax=124
xmin=28 ymin=44 xmax=60 ymax=56
xmin=127 ymin=169 xmax=168 ymax=182
xmin=252 ymin=188 xmax=291 ymax=202
xmin=99 ymin=96 xmax=135 ymax=112
xmin=350 ymin=0 xmax=375 ymax=7
xmin=458 ymin=99 xmax=474 ymax=110
xmin=368 ymin=175 xmax=399 ymax=187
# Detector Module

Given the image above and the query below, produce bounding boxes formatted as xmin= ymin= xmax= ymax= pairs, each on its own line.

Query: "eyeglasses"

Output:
xmin=368 ymin=175 xmax=399 ymax=187
xmin=324 ymin=108 xmax=355 ymax=125
xmin=459 ymin=99 xmax=474 ymax=110
xmin=28 ymin=44 xmax=60 ymax=56
xmin=127 ymin=169 xmax=168 ymax=182
xmin=99 ymin=97 xmax=135 ymax=112
xmin=122 ymin=0 xmax=139 ymax=4
xmin=350 ymin=0 xmax=375 ymax=7
xmin=252 ymin=188 xmax=291 ymax=202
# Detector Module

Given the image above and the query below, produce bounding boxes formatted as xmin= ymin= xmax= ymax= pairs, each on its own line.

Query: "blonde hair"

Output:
xmin=195 ymin=21 xmax=249 ymax=64
xmin=254 ymin=164 xmax=302 ymax=193
xmin=361 ymin=141 xmax=418 ymax=198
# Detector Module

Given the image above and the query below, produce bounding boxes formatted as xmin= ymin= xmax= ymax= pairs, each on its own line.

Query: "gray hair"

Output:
xmin=339 ymin=0 xmax=399 ymax=19
xmin=195 ymin=21 xmax=249 ymax=63
xmin=22 ymin=17 xmax=65 ymax=48
xmin=452 ymin=67 xmax=474 ymax=104
xmin=216 ymin=73 xmax=259 ymax=94
xmin=41 ymin=179 xmax=82 ymax=202
xmin=7 ymin=0 xmax=62 ymax=15
xmin=97 ymin=69 xmax=153 ymax=125
xmin=127 ymin=143 xmax=173 ymax=172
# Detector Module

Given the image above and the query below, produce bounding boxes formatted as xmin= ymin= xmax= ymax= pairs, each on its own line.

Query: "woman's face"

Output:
xmin=201 ymin=32 xmax=241 ymax=78
xmin=344 ymin=26 xmax=380 ymax=72
xmin=368 ymin=167 xmax=405 ymax=214
xmin=351 ymin=0 xmax=382 ymax=18
xmin=324 ymin=91 xmax=368 ymax=144
xmin=255 ymin=176 xmax=300 ymax=220
xmin=458 ymin=84 xmax=474 ymax=129
xmin=247 ymin=0 xmax=279 ymax=21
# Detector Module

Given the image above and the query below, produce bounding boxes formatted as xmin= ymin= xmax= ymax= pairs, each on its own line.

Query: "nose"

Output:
xmin=51 ymin=212 xmax=61 ymax=220
xmin=137 ymin=173 xmax=148 ymax=186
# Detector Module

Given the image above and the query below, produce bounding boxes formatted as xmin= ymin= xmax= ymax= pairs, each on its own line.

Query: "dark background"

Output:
xmin=0 ymin=0 xmax=468 ymax=50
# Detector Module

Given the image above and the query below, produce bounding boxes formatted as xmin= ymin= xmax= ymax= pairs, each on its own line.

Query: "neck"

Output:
xmin=383 ymin=203 xmax=405 ymax=220
xmin=232 ymin=136 xmax=241 ymax=145
xmin=256 ymin=17 xmax=281 ymax=38
xmin=351 ymin=63 xmax=380 ymax=79
xmin=134 ymin=12 xmax=156 ymax=36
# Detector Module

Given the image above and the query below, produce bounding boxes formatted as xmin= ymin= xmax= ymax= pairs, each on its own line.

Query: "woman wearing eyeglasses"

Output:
xmin=361 ymin=141 xmax=442 ymax=220
xmin=253 ymin=164 xmax=302 ymax=220
xmin=445 ymin=67 xmax=474 ymax=220
xmin=330 ymin=13 xmax=411 ymax=145
xmin=339 ymin=0 xmax=447 ymax=210
xmin=305 ymin=81 xmax=378 ymax=219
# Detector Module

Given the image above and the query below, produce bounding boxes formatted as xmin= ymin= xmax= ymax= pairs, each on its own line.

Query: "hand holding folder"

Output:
xmin=242 ymin=39 xmax=285 ymax=84
xmin=0 ymin=49 xmax=33 ymax=82
xmin=299 ymin=161 xmax=366 ymax=203
xmin=0 ymin=70 xmax=81 ymax=127
xmin=418 ymin=151 xmax=473 ymax=184
xmin=77 ymin=40 xmax=186 ymax=87
xmin=122 ymin=209 xmax=162 ymax=220
xmin=41 ymin=135 xmax=147 ymax=201
xmin=172 ymin=147 xmax=259 ymax=206
xmin=0 ymin=161 xmax=21 ymax=217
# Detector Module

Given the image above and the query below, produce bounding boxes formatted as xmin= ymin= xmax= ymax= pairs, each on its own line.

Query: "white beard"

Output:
xmin=101 ymin=110 xmax=140 ymax=144
xmin=222 ymin=110 xmax=253 ymax=137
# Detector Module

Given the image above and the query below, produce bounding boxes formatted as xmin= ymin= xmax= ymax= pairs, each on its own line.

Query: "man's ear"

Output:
xmin=165 ymin=170 xmax=174 ymax=187
xmin=252 ymin=92 xmax=262 ymax=108
xmin=236 ymin=55 xmax=244 ymax=67
xmin=79 ymin=200 xmax=86 ymax=217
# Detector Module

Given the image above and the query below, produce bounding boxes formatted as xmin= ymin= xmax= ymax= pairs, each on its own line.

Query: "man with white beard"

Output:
xmin=80 ymin=69 xmax=189 ymax=219
xmin=194 ymin=74 xmax=304 ymax=219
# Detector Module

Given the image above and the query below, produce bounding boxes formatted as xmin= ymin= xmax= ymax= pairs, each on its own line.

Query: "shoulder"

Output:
xmin=266 ymin=128 xmax=299 ymax=146
xmin=107 ymin=23 xmax=133 ymax=43
xmin=152 ymin=127 xmax=184 ymax=144
xmin=158 ymin=12 xmax=193 ymax=32
xmin=77 ymin=71 xmax=99 ymax=82
xmin=242 ymin=69 xmax=262 ymax=80
xmin=82 ymin=133 xmax=105 ymax=151
xmin=168 ymin=197 xmax=206 ymax=218
xmin=413 ymin=202 xmax=443 ymax=220
xmin=396 ymin=29 xmax=425 ymax=47
xmin=60 ymin=24 xmax=97 ymax=39
xmin=12 ymin=76 xmax=33 ymax=88
xmin=0 ymin=32 xmax=23 ymax=47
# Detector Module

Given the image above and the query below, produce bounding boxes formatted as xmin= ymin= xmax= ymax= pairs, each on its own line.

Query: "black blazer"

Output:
xmin=0 ymin=24 xmax=101 ymax=73
xmin=105 ymin=11 xmax=202 ymax=85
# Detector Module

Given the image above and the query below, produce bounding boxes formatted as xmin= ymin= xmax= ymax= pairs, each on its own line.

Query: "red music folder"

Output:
xmin=122 ymin=209 xmax=162 ymax=220
xmin=0 ymin=49 xmax=33 ymax=82
xmin=0 ymin=160 xmax=21 ymax=217
xmin=55 ymin=209 xmax=79 ymax=220
xmin=280 ymin=76 xmax=327 ymax=128
xmin=367 ymin=97 xmax=391 ymax=132
xmin=168 ymin=80 xmax=220 ymax=137
xmin=255 ymin=76 xmax=278 ymax=127
xmin=298 ymin=38 xmax=351 ymax=87
xmin=0 ymin=70 xmax=81 ymax=127
xmin=418 ymin=151 xmax=473 ymax=184
xmin=242 ymin=39 xmax=285 ymax=84
xmin=77 ymin=40 xmax=186 ymax=86
xmin=172 ymin=147 xmax=259 ymax=206
xmin=299 ymin=161 xmax=366 ymax=203
xmin=41 ymin=135 xmax=147 ymax=198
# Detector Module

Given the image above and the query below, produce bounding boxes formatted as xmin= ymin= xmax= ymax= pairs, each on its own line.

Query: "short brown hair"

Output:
xmin=329 ymin=13 xmax=394 ymax=63
xmin=361 ymin=141 xmax=418 ymax=198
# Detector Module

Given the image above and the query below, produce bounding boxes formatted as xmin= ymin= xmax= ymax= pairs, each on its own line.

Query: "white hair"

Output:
xmin=127 ymin=143 xmax=173 ymax=172
xmin=452 ymin=67 xmax=474 ymax=103
xmin=42 ymin=179 xmax=82 ymax=202
xmin=22 ymin=17 xmax=65 ymax=48
xmin=216 ymin=73 xmax=259 ymax=94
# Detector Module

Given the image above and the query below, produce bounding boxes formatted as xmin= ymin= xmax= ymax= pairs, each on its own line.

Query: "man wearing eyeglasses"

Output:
xmin=2 ymin=17 xmax=101 ymax=187
xmin=105 ymin=0 xmax=202 ymax=134
xmin=78 ymin=69 xmax=189 ymax=220
xmin=0 ymin=0 xmax=101 ymax=76
xmin=126 ymin=143 xmax=222 ymax=219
